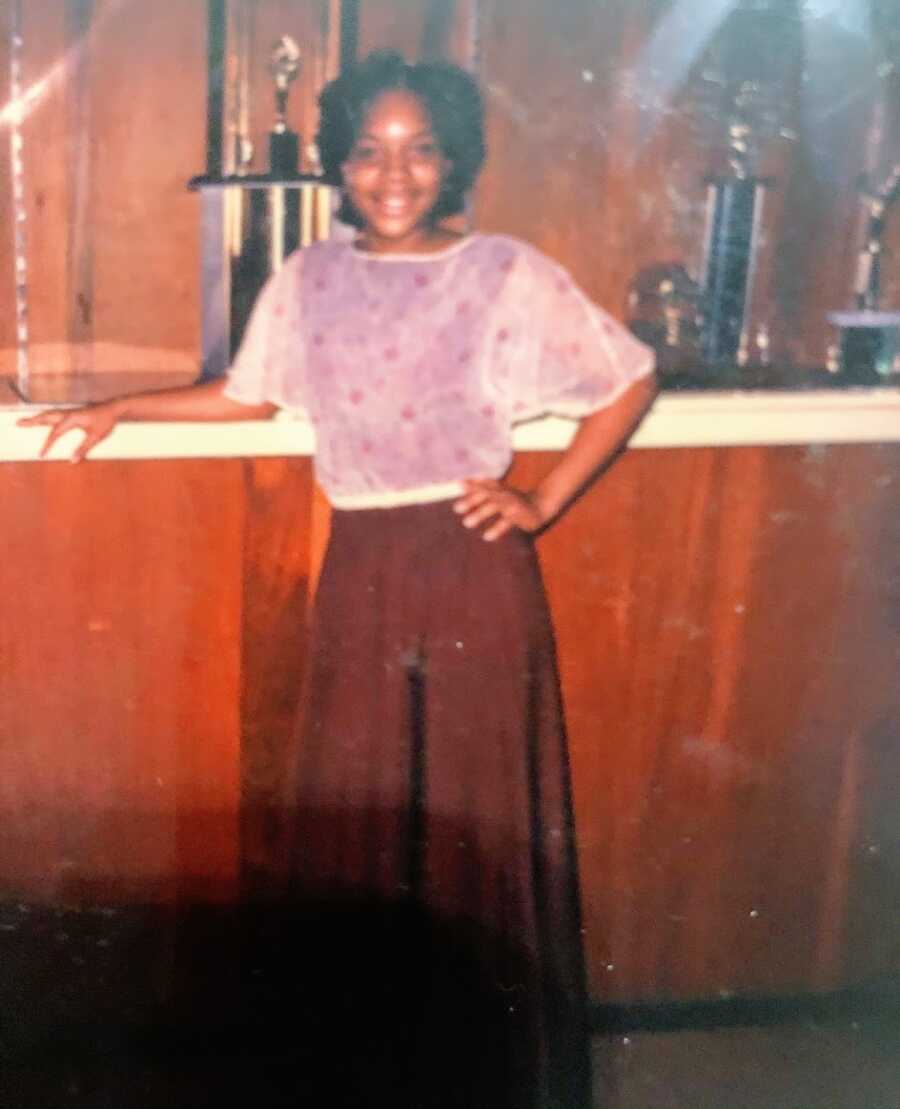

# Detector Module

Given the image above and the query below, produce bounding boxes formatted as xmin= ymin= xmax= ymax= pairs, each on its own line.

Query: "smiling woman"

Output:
xmin=16 ymin=48 xmax=657 ymax=1108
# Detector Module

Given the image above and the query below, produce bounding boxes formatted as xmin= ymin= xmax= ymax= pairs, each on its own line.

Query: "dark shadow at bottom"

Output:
xmin=1 ymin=895 xmax=574 ymax=1108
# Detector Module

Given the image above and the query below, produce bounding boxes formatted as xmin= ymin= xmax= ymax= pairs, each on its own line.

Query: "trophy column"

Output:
xmin=828 ymin=165 xmax=900 ymax=384
xmin=700 ymin=174 xmax=771 ymax=366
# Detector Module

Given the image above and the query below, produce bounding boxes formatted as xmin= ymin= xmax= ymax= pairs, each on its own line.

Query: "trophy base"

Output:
xmin=828 ymin=312 xmax=900 ymax=383
xmin=269 ymin=131 xmax=299 ymax=178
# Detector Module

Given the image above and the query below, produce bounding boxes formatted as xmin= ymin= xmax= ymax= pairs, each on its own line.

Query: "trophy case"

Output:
xmin=190 ymin=0 xmax=355 ymax=379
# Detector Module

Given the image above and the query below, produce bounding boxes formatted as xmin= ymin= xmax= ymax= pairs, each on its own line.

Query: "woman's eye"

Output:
xmin=413 ymin=142 xmax=438 ymax=158
xmin=350 ymin=145 xmax=379 ymax=163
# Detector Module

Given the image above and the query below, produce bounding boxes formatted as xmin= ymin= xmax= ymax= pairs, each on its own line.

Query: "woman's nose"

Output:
xmin=382 ymin=149 xmax=411 ymax=177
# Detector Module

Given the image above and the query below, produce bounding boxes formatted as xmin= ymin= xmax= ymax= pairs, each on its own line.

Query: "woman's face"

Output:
xmin=342 ymin=89 xmax=448 ymax=252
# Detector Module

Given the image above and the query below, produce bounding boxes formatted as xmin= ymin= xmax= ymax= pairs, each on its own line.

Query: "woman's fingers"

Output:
xmin=452 ymin=480 xmax=543 ymax=541
xmin=17 ymin=405 xmax=117 ymax=461
xmin=17 ymin=409 xmax=78 ymax=458
xmin=38 ymin=417 xmax=79 ymax=459
xmin=482 ymin=514 xmax=516 ymax=543
xmin=452 ymin=480 xmax=498 ymax=515
xmin=16 ymin=410 xmax=66 ymax=428
xmin=70 ymin=428 xmax=104 ymax=464
xmin=461 ymin=499 xmax=504 ymax=530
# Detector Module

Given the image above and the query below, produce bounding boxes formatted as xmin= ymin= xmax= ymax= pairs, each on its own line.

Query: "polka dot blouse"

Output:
xmin=224 ymin=232 xmax=655 ymax=508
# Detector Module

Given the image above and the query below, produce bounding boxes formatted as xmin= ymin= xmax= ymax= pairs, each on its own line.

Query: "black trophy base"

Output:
xmin=837 ymin=326 xmax=898 ymax=385
xmin=269 ymin=130 xmax=299 ymax=178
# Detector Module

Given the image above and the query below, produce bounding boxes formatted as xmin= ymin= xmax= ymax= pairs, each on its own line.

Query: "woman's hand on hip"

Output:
xmin=17 ymin=400 xmax=122 ymax=462
xmin=453 ymin=479 xmax=549 ymax=542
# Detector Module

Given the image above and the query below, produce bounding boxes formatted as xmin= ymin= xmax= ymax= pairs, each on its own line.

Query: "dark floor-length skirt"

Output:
xmin=286 ymin=499 xmax=592 ymax=1108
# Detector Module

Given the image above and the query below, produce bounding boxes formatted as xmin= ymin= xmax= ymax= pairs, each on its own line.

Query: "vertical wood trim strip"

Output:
xmin=421 ymin=0 xmax=458 ymax=60
xmin=8 ymin=0 xmax=30 ymax=396
xmin=206 ymin=0 xmax=226 ymax=176
xmin=814 ymin=727 xmax=862 ymax=989
xmin=65 ymin=0 xmax=93 ymax=356
xmin=340 ymin=0 xmax=360 ymax=73
xmin=323 ymin=0 xmax=342 ymax=83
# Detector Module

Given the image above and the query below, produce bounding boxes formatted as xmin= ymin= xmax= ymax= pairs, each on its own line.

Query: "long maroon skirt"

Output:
xmin=287 ymin=499 xmax=591 ymax=1108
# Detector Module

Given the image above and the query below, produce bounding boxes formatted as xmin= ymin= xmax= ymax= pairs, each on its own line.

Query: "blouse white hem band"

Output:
xmin=329 ymin=480 xmax=468 ymax=510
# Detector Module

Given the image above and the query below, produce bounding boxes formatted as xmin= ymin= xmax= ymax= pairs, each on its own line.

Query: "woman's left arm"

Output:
xmin=454 ymin=372 xmax=658 ymax=542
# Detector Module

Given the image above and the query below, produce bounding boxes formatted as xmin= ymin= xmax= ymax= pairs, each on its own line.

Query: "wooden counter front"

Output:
xmin=1 ymin=444 xmax=897 ymax=1003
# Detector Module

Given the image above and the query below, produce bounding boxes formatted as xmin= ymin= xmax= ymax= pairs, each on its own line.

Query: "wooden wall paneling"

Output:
xmin=474 ymin=0 xmax=689 ymax=318
xmin=419 ymin=0 xmax=477 ymax=63
xmin=0 ymin=460 xmax=245 ymax=904
xmin=0 ymin=6 xmax=14 ymax=358
xmin=18 ymin=0 xmax=73 ymax=372
xmin=354 ymin=0 xmax=476 ymax=65
xmin=62 ymin=0 xmax=93 ymax=362
xmin=473 ymin=0 xmax=896 ymax=368
xmin=509 ymin=443 xmax=900 ymax=1002
xmin=356 ymin=0 xmax=427 ymax=61
xmin=87 ymin=0 xmax=204 ymax=372
xmin=12 ymin=0 xmax=205 ymax=376
xmin=807 ymin=445 xmax=900 ymax=985
xmin=238 ymin=456 xmax=317 ymax=893
xmin=0 ymin=443 xmax=895 ymax=1003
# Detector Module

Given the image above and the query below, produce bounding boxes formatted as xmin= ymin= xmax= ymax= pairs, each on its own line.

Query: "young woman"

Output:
xmin=22 ymin=51 xmax=656 ymax=1109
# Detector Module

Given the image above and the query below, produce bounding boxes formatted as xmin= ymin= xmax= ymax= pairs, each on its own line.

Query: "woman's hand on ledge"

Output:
xmin=17 ymin=401 xmax=122 ymax=463
xmin=16 ymin=379 xmax=278 ymax=462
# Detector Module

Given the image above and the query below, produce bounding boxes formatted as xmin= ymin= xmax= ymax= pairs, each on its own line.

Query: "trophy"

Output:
xmin=828 ymin=164 xmax=900 ymax=382
xmin=851 ymin=164 xmax=900 ymax=313
xmin=693 ymin=0 xmax=798 ymax=368
xmin=268 ymin=35 xmax=301 ymax=177
xmin=627 ymin=264 xmax=704 ymax=381
xmin=699 ymin=79 xmax=776 ymax=367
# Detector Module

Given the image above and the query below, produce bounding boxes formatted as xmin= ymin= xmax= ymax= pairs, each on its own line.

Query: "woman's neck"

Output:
xmin=353 ymin=226 xmax=467 ymax=257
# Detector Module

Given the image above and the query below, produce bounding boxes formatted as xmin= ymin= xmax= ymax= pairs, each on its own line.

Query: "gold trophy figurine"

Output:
xmin=268 ymin=35 xmax=301 ymax=176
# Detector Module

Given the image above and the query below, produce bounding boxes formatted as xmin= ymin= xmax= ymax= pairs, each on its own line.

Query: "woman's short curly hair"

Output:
xmin=316 ymin=51 xmax=486 ymax=228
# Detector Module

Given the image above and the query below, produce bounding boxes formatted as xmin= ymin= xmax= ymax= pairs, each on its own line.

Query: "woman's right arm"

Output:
xmin=17 ymin=378 xmax=277 ymax=462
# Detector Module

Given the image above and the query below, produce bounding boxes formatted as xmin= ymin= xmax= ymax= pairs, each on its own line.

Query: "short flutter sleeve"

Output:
xmin=222 ymin=251 xmax=307 ymax=411
xmin=487 ymin=241 xmax=655 ymax=422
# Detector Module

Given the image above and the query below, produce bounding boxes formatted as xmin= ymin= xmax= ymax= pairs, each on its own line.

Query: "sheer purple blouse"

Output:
xmin=224 ymin=232 xmax=655 ymax=508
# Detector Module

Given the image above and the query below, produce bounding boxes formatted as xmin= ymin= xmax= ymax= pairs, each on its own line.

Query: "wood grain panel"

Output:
xmin=510 ymin=443 xmax=900 ymax=1000
xmin=0 ymin=443 xmax=896 ymax=1004
xmin=0 ymin=460 xmax=245 ymax=903
xmin=357 ymin=0 xmax=427 ymax=60
xmin=5 ymin=0 xmax=205 ymax=376
xmin=238 ymin=457 xmax=316 ymax=893
xmin=0 ymin=5 xmax=14 ymax=356
xmin=63 ymin=0 xmax=93 ymax=354
xmin=472 ymin=0 xmax=790 ymax=332
xmin=475 ymin=0 xmax=673 ymax=316
xmin=355 ymin=0 xmax=475 ymax=65
xmin=19 ymin=0 xmax=73 ymax=365
xmin=88 ymin=0 xmax=204 ymax=364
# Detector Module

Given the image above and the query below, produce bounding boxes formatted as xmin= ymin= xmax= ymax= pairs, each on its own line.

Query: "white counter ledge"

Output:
xmin=1 ymin=382 xmax=899 ymax=462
